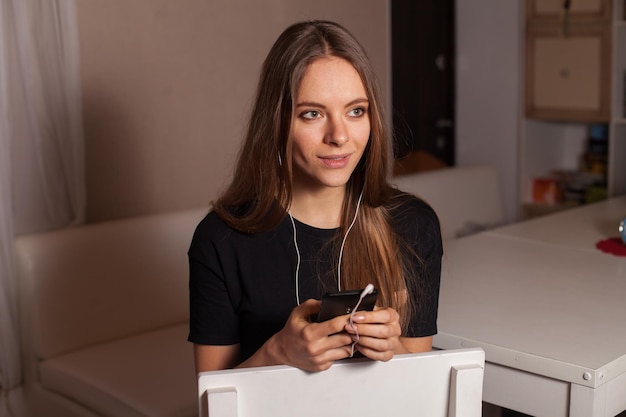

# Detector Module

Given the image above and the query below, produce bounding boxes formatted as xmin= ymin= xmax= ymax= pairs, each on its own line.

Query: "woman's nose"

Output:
xmin=324 ymin=117 xmax=349 ymax=146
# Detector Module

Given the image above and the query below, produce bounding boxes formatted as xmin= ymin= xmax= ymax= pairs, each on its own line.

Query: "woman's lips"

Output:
xmin=319 ymin=154 xmax=351 ymax=169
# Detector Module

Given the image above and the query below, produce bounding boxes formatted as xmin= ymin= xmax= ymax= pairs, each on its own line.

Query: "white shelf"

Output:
xmin=520 ymin=0 xmax=625 ymax=216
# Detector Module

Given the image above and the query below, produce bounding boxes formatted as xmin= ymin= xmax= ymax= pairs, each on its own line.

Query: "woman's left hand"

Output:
xmin=343 ymin=308 xmax=406 ymax=361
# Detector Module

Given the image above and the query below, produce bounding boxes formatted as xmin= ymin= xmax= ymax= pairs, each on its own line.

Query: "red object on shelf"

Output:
xmin=532 ymin=177 xmax=560 ymax=204
xmin=595 ymin=238 xmax=626 ymax=257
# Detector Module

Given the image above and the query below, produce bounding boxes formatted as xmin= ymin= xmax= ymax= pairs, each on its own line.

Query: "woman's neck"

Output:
xmin=289 ymin=187 xmax=345 ymax=229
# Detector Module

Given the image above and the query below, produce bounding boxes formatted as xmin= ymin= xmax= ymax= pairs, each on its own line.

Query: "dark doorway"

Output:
xmin=391 ymin=0 xmax=455 ymax=176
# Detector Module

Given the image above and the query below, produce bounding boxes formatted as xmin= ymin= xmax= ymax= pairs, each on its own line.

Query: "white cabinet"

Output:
xmin=521 ymin=0 xmax=626 ymax=217
xmin=526 ymin=24 xmax=611 ymax=122
xmin=526 ymin=0 xmax=611 ymax=21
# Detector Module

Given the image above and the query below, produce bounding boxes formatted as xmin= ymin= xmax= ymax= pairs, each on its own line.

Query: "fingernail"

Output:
xmin=352 ymin=314 xmax=365 ymax=322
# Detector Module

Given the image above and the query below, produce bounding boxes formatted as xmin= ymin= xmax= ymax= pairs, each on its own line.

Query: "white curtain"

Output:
xmin=0 ymin=0 xmax=85 ymax=415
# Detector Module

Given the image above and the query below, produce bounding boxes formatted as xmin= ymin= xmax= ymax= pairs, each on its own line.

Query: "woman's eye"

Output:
xmin=301 ymin=110 xmax=320 ymax=120
xmin=349 ymin=107 xmax=367 ymax=117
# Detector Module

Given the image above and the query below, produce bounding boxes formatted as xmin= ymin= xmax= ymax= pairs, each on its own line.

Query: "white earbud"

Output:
xmin=360 ymin=284 xmax=374 ymax=298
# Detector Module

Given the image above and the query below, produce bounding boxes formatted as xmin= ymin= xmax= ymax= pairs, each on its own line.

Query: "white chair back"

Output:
xmin=392 ymin=165 xmax=505 ymax=239
xmin=198 ymin=348 xmax=484 ymax=417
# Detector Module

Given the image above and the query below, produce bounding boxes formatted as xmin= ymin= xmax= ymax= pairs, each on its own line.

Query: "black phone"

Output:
xmin=317 ymin=288 xmax=378 ymax=322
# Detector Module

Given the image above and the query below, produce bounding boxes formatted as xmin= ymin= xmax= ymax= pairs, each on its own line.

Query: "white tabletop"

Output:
xmin=487 ymin=196 xmax=626 ymax=251
xmin=434 ymin=197 xmax=626 ymax=392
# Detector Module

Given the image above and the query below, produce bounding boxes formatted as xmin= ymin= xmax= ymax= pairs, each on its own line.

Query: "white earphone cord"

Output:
xmin=290 ymin=192 xmax=371 ymax=357
xmin=289 ymin=213 xmax=302 ymax=305
xmin=337 ymin=190 xmax=363 ymax=292
xmin=290 ymin=189 xmax=363 ymax=305
xmin=349 ymin=284 xmax=374 ymax=357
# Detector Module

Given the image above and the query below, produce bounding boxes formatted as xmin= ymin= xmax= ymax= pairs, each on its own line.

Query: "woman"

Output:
xmin=188 ymin=20 xmax=442 ymax=373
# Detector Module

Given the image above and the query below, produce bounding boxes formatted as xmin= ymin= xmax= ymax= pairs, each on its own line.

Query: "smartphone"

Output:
xmin=317 ymin=288 xmax=378 ymax=322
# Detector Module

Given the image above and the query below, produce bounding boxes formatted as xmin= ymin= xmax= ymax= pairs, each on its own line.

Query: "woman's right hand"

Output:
xmin=251 ymin=299 xmax=355 ymax=372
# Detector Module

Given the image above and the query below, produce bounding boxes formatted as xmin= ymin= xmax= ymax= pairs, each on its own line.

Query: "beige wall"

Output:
xmin=76 ymin=0 xmax=390 ymax=223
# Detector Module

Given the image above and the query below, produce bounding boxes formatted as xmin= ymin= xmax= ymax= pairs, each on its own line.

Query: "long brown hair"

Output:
xmin=214 ymin=20 xmax=415 ymax=329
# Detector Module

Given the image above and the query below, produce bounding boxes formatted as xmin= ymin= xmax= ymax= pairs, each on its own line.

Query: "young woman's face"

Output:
xmin=289 ymin=57 xmax=370 ymax=194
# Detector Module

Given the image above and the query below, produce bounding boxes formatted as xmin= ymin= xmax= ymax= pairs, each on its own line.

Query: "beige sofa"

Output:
xmin=392 ymin=164 xmax=505 ymax=239
xmin=14 ymin=164 xmax=504 ymax=417
xmin=15 ymin=207 xmax=209 ymax=417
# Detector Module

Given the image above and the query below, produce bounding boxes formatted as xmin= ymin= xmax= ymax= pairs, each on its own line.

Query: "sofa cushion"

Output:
xmin=15 ymin=207 xmax=208 ymax=360
xmin=39 ymin=324 xmax=197 ymax=417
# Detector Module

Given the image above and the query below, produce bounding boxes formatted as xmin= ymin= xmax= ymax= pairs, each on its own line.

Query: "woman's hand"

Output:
xmin=248 ymin=299 xmax=355 ymax=372
xmin=342 ymin=307 xmax=404 ymax=361
xmin=343 ymin=307 xmax=433 ymax=360
xmin=195 ymin=303 xmax=433 ymax=374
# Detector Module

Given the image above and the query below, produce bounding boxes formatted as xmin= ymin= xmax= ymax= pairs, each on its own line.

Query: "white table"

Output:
xmin=488 ymin=196 xmax=626 ymax=251
xmin=433 ymin=196 xmax=626 ymax=417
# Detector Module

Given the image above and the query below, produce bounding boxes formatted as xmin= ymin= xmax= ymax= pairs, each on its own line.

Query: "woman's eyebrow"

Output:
xmin=295 ymin=101 xmax=326 ymax=109
xmin=295 ymin=98 xmax=369 ymax=108
xmin=345 ymin=98 xmax=369 ymax=107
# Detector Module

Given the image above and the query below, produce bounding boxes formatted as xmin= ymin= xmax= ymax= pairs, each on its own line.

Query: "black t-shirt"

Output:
xmin=188 ymin=193 xmax=442 ymax=361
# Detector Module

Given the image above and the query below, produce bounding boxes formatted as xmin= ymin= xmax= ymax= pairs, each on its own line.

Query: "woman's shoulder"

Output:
xmin=194 ymin=201 xmax=256 ymax=235
xmin=389 ymin=190 xmax=440 ymax=227
xmin=189 ymin=211 xmax=224 ymax=250
xmin=189 ymin=209 xmax=260 ymax=261
xmin=195 ymin=210 xmax=231 ymax=234
xmin=192 ymin=203 xmax=286 ymax=245
xmin=387 ymin=190 xmax=442 ymax=250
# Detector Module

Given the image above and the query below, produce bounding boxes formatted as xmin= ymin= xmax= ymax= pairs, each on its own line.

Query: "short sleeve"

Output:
xmin=188 ymin=213 xmax=241 ymax=345
xmin=391 ymin=194 xmax=443 ymax=337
